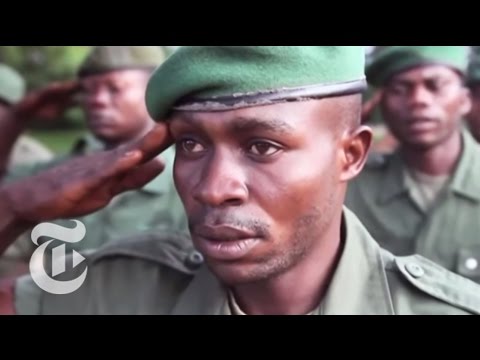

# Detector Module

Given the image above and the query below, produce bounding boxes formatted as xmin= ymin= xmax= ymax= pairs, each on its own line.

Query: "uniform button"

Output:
xmin=185 ymin=250 xmax=204 ymax=270
xmin=405 ymin=262 xmax=425 ymax=278
xmin=465 ymin=258 xmax=478 ymax=271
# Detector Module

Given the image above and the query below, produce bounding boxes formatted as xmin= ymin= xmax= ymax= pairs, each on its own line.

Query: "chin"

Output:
xmin=400 ymin=133 xmax=442 ymax=150
xmin=206 ymin=260 xmax=272 ymax=286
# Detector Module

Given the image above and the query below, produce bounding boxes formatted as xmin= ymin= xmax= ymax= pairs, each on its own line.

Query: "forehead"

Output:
xmin=169 ymin=99 xmax=341 ymax=133
xmin=388 ymin=65 xmax=462 ymax=84
xmin=79 ymin=69 xmax=149 ymax=86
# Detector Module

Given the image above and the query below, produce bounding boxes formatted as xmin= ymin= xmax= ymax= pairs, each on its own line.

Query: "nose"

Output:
xmin=407 ymin=85 xmax=434 ymax=109
xmin=84 ymin=88 xmax=110 ymax=109
xmin=192 ymin=148 xmax=248 ymax=208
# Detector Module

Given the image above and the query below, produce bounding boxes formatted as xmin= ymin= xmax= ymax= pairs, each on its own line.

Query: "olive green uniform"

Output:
xmin=346 ymin=130 xmax=480 ymax=282
xmin=13 ymin=209 xmax=480 ymax=315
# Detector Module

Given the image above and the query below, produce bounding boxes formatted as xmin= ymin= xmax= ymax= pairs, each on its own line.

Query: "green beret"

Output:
xmin=366 ymin=46 xmax=469 ymax=87
xmin=145 ymin=46 xmax=366 ymax=120
xmin=467 ymin=47 xmax=480 ymax=86
xmin=0 ymin=63 xmax=25 ymax=105
xmin=78 ymin=46 xmax=167 ymax=78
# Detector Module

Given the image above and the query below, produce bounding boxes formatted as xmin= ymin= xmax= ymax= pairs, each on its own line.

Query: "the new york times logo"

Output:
xmin=29 ymin=220 xmax=88 ymax=294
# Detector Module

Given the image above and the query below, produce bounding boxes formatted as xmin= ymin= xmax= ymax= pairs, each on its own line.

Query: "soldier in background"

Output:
xmin=347 ymin=46 xmax=480 ymax=283
xmin=0 ymin=47 xmax=190 ymax=278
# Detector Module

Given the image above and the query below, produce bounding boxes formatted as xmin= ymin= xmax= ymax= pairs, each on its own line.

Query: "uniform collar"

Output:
xmin=171 ymin=208 xmax=395 ymax=315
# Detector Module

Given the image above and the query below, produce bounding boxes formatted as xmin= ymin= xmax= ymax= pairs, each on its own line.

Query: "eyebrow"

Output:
xmin=172 ymin=113 xmax=295 ymax=135
xmin=229 ymin=116 xmax=294 ymax=135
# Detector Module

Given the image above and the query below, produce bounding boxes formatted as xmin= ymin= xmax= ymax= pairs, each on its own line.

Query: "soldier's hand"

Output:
xmin=0 ymin=123 xmax=173 ymax=224
xmin=13 ymin=81 xmax=80 ymax=122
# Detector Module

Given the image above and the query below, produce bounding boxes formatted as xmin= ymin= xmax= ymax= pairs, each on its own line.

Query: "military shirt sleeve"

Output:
xmin=385 ymin=253 xmax=480 ymax=315
xmin=13 ymin=231 xmax=201 ymax=315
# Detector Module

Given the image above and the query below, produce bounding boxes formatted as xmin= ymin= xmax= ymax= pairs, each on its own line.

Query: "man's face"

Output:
xmin=380 ymin=65 xmax=471 ymax=150
xmin=169 ymin=98 xmax=370 ymax=285
xmin=79 ymin=69 xmax=152 ymax=146
xmin=466 ymin=84 xmax=480 ymax=142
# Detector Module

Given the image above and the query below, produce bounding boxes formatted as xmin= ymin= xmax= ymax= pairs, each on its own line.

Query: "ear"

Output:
xmin=339 ymin=126 xmax=372 ymax=182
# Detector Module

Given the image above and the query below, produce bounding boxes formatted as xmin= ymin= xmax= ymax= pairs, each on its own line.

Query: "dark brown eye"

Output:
xmin=180 ymin=139 xmax=205 ymax=153
xmin=388 ymin=84 xmax=409 ymax=96
xmin=249 ymin=141 xmax=281 ymax=156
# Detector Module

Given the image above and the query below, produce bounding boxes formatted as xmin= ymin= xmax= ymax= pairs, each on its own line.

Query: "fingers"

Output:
xmin=127 ymin=123 xmax=174 ymax=163
xmin=13 ymin=81 xmax=81 ymax=121
xmin=37 ymin=80 xmax=81 ymax=99
xmin=24 ymin=81 xmax=80 ymax=105
xmin=86 ymin=150 xmax=145 ymax=186
xmin=111 ymin=158 xmax=166 ymax=195
xmin=33 ymin=81 xmax=81 ymax=110
xmin=58 ymin=150 xmax=145 ymax=198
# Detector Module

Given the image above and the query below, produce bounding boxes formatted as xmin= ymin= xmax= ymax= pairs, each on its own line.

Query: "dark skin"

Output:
xmin=465 ymin=83 xmax=480 ymax=142
xmin=0 ymin=124 xmax=172 ymax=256
xmin=380 ymin=65 xmax=471 ymax=175
xmin=0 ymin=124 xmax=171 ymax=315
xmin=169 ymin=96 xmax=372 ymax=315
xmin=0 ymin=68 xmax=155 ymax=178
xmin=78 ymin=69 xmax=155 ymax=148
xmin=361 ymin=89 xmax=399 ymax=154
xmin=361 ymin=89 xmax=383 ymax=124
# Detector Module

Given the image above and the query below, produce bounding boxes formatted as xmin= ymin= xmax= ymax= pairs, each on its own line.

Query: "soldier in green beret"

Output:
xmin=0 ymin=47 xmax=191 ymax=278
xmin=3 ymin=46 xmax=480 ymax=315
xmin=465 ymin=46 xmax=480 ymax=142
xmin=346 ymin=46 xmax=480 ymax=282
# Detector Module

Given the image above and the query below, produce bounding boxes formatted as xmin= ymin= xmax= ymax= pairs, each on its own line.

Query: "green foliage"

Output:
xmin=27 ymin=128 xmax=87 ymax=155
xmin=0 ymin=46 xmax=91 ymax=88
xmin=0 ymin=46 xmax=91 ymax=130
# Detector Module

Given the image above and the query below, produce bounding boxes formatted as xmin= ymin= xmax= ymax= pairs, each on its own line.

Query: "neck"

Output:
xmin=401 ymin=131 xmax=463 ymax=176
xmin=231 ymin=214 xmax=343 ymax=315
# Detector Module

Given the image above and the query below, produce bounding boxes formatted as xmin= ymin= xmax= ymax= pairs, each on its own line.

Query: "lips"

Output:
xmin=195 ymin=225 xmax=257 ymax=241
xmin=193 ymin=225 xmax=262 ymax=261
xmin=409 ymin=115 xmax=435 ymax=121
xmin=406 ymin=116 xmax=438 ymax=132
xmin=88 ymin=116 xmax=114 ymax=129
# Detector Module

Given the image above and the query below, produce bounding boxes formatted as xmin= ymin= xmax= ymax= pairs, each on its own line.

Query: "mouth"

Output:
xmin=88 ymin=116 xmax=114 ymax=128
xmin=406 ymin=116 xmax=438 ymax=133
xmin=194 ymin=225 xmax=263 ymax=261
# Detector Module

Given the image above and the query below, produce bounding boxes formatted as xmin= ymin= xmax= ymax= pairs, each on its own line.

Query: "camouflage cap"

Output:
xmin=78 ymin=46 xmax=167 ymax=78
xmin=0 ymin=63 xmax=26 ymax=105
